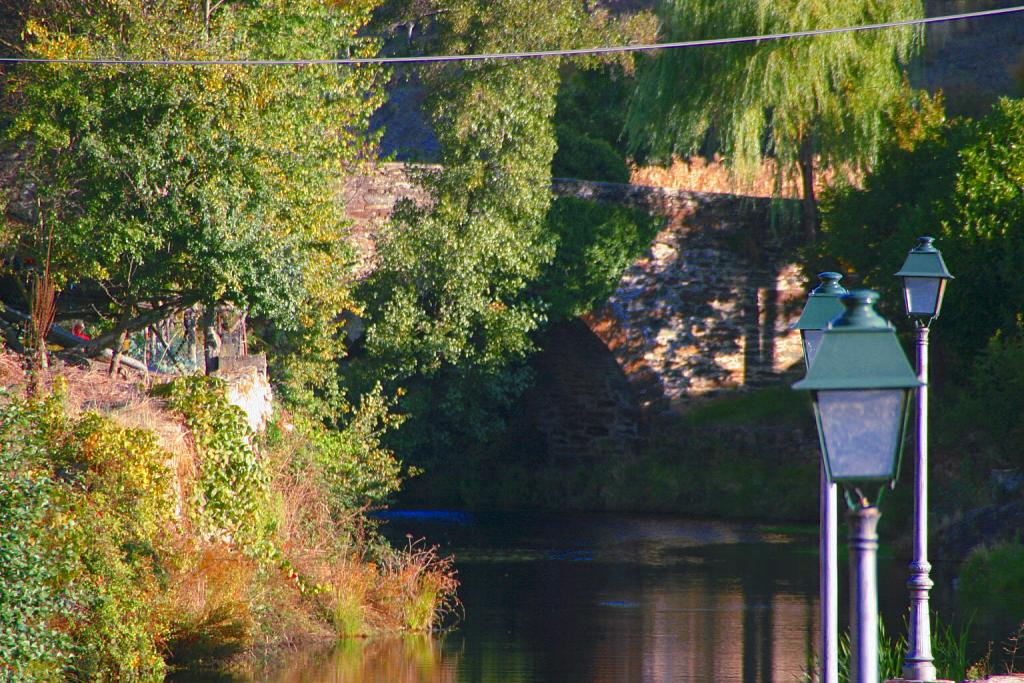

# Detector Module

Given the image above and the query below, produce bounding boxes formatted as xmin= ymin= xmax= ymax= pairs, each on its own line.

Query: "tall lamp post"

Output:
xmin=794 ymin=290 xmax=922 ymax=683
xmin=895 ymin=236 xmax=954 ymax=683
xmin=793 ymin=272 xmax=848 ymax=683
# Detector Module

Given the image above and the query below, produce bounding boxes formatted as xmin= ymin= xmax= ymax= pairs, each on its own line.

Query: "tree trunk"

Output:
xmin=798 ymin=134 xmax=819 ymax=243
xmin=201 ymin=305 xmax=220 ymax=375
xmin=108 ymin=327 xmax=128 ymax=376
xmin=107 ymin=305 xmax=134 ymax=376
xmin=184 ymin=306 xmax=198 ymax=366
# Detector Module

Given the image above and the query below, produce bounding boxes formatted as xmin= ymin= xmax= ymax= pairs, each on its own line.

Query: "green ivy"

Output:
xmin=165 ymin=376 xmax=275 ymax=560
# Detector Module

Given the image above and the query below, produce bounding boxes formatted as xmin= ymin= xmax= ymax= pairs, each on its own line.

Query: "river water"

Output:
xmin=233 ymin=510 xmax=931 ymax=683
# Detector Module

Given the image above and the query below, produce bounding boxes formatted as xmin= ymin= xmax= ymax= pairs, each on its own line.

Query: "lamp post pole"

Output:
xmin=822 ymin=467 xmax=839 ymax=683
xmin=794 ymin=289 xmax=922 ymax=683
xmin=895 ymin=236 xmax=954 ymax=683
xmin=792 ymin=272 xmax=846 ymax=683
xmin=903 ymin=324 xmax=937 ymax=682
xmin=849 ymin=505 xmax=882 ymax=683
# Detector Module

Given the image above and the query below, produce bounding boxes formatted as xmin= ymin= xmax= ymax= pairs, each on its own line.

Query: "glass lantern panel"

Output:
xmin=903 ymin=277 xmax=941 ymax=317
xmin=801 ymin=329 xmax=825 ymax=368
xmin=934 ymin=278 xmax=948 ymax=318
xmin=818 ymin=389 xmax=904 ymax=481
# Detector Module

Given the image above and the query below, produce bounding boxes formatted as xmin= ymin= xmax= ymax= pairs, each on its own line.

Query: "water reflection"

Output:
xmin=244 ymin=637 xmax=458 ymax=683
xmin=238 ymin=512 xmax=876 ymax=683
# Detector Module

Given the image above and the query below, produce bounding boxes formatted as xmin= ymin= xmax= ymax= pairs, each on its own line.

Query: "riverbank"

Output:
xmin=400 ymin=383 xmax=822 ymax=522
xmin=0 ymin=353 xmax=457 ymax=680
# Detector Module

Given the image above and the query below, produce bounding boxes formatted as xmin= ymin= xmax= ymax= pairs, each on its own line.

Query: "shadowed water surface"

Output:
xmin=207 ymin=510 xmax=919 ymax=683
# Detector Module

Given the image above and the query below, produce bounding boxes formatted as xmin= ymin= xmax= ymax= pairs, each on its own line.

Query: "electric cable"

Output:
xmin=0 ymin=4 xmax=1021 ymax=67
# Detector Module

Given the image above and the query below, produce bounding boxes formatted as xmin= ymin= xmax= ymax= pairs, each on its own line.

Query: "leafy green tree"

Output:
xmin=817 ymin=96 xmax=1024 ymax=369
xmin=2 ymin=0 xmax=384 ymax=388
xmin=552 ymin=61 xmax=641 ymax=182
xmin=537 ymin=197 xmax=660 ymax=319
xmin=351 ymin=0 xmax=634 ymax=467
xmin=626 ymin=0 xmax=922 ymax=239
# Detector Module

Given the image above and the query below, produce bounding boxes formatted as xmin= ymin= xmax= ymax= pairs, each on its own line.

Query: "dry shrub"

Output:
xmin=630 ymin=154 xmax=857 ymax=197
xmin=0 ymin=351 xmax=24 ymax=386
xmin=162 ymin=540 xmax=259 ymax=665
xmin=263 ymin=417 xmax=337 ymax=556
xmin=45 ymin=357 xmax=144 ymax=413
xmin=28 ymin=272 xmax=56 ymax=377
xmin=322 ymin=559 xmax=376 ymax=637
xmin=372 ymin=539 xmax=460 ymax=633
xmin=2 ymin=353 xmax=197 ymax=519
xmin=260 ymin=419 xmax=459 ymax=638
xmin=0 ymin=351 xmax=461 ymax=669
xmin=310 ymin=543 xmax=459 ymax=637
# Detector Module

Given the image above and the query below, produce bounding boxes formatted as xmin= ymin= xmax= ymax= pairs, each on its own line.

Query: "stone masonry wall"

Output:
xmin=340 ymin=163 xmax=433 ymax=277
xmin=341 ymin=164 xmax=808 ymax=414
xmin=517 ymin=319 xmax=642 ymax=464
xmin=553 ymin=179 xmax=807 ymax=413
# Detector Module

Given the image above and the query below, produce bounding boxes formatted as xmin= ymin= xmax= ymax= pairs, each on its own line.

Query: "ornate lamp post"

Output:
xmin=793 ymin=272 xmax=848 ymax=683
xmin=895 ymin=236 xmax=954 ymax=683
xmin=794 ymin=290 xmax=922 ymax=683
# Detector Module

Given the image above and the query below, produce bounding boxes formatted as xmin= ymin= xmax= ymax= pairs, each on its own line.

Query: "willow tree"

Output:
xmin=625 ymin=0 xmax=923 ymax=239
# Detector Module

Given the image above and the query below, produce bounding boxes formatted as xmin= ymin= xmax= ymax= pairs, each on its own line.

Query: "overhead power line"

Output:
xmin=1 ymin=4 xmax=1023 ymax=67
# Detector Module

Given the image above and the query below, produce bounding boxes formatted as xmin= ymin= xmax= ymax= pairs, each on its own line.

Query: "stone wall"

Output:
xmin=342 ymin=164 xmax=807 ymax=404
xmin=554 ymin=179 xmax=807 ymax=413
xmin=341 ymin=165 xmax=810 ymax=459
xmin=340 ymin=163 xmax=433 ymax=277
xmin=215 ymin=354 xmax=274 ymax=434
xmin=518 ymin=319 xmax=642 ymax=464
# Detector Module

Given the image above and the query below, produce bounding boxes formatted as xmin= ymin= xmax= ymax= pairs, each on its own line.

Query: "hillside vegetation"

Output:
xmin=0 ymin=355 xmax=457 ymax=680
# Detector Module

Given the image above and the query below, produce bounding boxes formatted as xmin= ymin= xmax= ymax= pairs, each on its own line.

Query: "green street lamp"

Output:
xmin=895 ymin=236 xmax=954 ymax=683
xmin=794 ymin=290 xmax=922 ymax=683
xmin=895 ymin=236 xmax=954 ymax=323
xmin=794 ymin=272 xmax=848 ymax=368
xmin=793 ymin=271 xmax=848 ymax=683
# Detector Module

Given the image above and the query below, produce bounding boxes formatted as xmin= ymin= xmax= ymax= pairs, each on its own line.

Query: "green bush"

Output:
xmin=958 ymin=542 xmax=1024 ymax=616
xmin=818 ymin=97 xmax=1024 ymax=369
xmin=0 ymin=395 xmax=70 ymax=681
xmin=553 ymin=125 xmax=630 ymax=183
xmin=554 ymin=63 xmax=635 ymax=159
xmin=947 ymin=334 xmax=1024 ymax=470
xmin=289 ymin=384 xmax=407 ymax=519
xmin=0 ymin=387 xmax=172 ymax=681
xmin=539 ymin=197 xmax=661 ymax=319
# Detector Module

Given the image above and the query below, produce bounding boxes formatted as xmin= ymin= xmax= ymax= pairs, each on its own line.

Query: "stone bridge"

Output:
xmin=343 ymin=164 xmax=809 ymax=459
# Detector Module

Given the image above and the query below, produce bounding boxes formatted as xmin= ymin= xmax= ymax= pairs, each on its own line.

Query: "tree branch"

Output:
xmin=84 ymin=303 xmax=181 ymax=355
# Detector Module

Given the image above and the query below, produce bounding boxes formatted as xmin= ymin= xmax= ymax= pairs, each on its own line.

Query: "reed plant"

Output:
xmin=802 ymin=615 xmax=974 ymax=683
